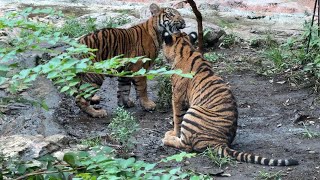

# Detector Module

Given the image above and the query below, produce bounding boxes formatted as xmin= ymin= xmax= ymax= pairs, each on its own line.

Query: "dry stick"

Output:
xmin=185 ymin=0 xmax=204 ymax=54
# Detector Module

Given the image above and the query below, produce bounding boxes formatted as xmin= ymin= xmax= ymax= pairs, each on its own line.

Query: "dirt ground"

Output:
xmin=50 ymin=46 xmax=320 ymax=180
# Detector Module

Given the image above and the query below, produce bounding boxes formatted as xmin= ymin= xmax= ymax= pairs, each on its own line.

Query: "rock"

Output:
xmin=0 ymin=134 xmax=70 ymax=160
xmin=183 ymin=18 xmax=225 ymax=48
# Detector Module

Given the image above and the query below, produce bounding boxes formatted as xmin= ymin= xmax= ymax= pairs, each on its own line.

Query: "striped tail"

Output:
xmin=215 ymin=145 xmax=299 ymax=166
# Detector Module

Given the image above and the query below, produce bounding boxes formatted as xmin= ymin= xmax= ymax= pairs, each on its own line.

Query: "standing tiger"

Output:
xmin=161 ymin=32 xmax=299 ymax=166
xmin=76 ymin=3 xmax=186 ymax=117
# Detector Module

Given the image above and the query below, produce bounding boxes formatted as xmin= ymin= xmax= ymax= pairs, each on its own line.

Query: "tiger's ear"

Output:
xmin=150 ymin=3 xmax=161 ymax=16
xmin=188 ymin=32 xmax=198 ymax=45
xmin=163 ymin=31 xmax=173 ymax=45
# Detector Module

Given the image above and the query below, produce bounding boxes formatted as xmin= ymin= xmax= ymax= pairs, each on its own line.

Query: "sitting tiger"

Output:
xmin=161 ymin=32 xmax=299 ymax=166
xmin=76 ymin=3 xmax=186 ymax=117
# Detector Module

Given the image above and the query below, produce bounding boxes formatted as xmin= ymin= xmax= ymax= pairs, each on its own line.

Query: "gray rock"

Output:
xmin=0 ymin=134 xmax=69 ymax=160
xmin=183 ymin=18 xmax=225 ymax=48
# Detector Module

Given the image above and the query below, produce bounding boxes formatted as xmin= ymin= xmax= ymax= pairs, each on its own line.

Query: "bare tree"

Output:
xmin=185 ymin=0 xmax=204 ymax=54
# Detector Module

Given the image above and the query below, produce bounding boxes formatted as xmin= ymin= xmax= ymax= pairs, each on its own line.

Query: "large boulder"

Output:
xmin=0 ymin=134 xmax=70 ymax=160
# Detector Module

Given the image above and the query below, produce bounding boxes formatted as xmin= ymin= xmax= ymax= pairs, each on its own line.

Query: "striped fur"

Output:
xmin=161 ymin=32 xmax=298 ymax=166
xmin=75 ymin=4 xmax=186 ymax=117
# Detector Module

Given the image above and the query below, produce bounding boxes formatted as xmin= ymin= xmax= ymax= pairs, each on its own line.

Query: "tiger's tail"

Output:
xmin=214 ymin=145 xmax=299 ymax=166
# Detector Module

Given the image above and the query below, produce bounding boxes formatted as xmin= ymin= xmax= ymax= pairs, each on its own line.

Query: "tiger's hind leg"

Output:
xmin=117 ymin=77 xmax=135 ymax=108
xmin=132 ymin=76 xmax=156 ymax=111
xmin=76 ymin=96 xmax=107 ymax=118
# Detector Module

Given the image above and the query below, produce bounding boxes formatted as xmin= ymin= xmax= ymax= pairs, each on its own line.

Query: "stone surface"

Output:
xmin=0 ymin=134 xmax=69 ymax=160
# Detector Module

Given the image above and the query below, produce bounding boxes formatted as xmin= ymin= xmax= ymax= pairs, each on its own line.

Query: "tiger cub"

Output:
xmin=161 ymin=32 xmax=298 ymax=166
xmin=76 ymin=3 xmax=186 ymax=117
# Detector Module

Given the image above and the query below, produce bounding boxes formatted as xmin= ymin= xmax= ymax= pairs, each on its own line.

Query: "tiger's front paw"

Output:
xmin=141 ymin=99 xmax=156 ymax=111
xmin=165 ymin=130 xmax=177 ymax=138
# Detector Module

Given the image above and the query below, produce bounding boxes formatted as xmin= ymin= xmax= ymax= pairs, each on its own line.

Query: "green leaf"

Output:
xmin=47 ymin=71 xmax=59 ymax=79
xmin=63 ymin=152 xmax=77 ymax=167
xmin=118 ymin=157 xmax=135 ymax=169
xmin=161 ymin=152 xmax=196 ymax=163
xmin=41 ymin=100 xmax=49 ymax=111
xmin=17 ymin=164 xmax=27 ymax=174
xmin=0 ymin=64 xmax=10 ymax=72
xmin=60 ymin=86 xmax=70 ymax=93
xmin=79 ymin=83 xmax=92 ymax=90
xmin=169 ymin=167 xmax=181 ymax=175
xmin=0 ymin=77 xmax=7 ymax=85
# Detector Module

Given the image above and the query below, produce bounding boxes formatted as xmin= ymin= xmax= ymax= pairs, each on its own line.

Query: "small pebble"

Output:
xmin=277 ymin=123 xmax=282 ymax=127
xmin=308 ymin=151 xmax=316 ymax=154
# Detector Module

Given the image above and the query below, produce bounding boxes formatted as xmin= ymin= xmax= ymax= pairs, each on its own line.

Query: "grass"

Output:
xmin=156 ymin=75 xmax=172 ymax=112
xmin=59 ymin=16 xmax=96 ymax=38
xmin=98 ymin=16 xmax=131 ymax=29
xmin=59 ymin=15 xmax=131 ymax=38
xmin=257 ymin=170 xmax=283 ymax=180
xmin=302 ymin=124 xmax=320 ymax=139
xmin=108 ymin=107 xmax=139 ymax=150
xmin=203 ymin=148 xmax=236 ymax=168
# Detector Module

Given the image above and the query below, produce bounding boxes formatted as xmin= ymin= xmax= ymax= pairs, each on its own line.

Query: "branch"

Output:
xmin=186 ymin=0 xmax=204 ymax=54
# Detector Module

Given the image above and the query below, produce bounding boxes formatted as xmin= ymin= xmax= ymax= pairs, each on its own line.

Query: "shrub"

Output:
xmin=59 ymin=16 xmax=96 ymax=38
xmin=156 ymin=75 xmax=172 ymax=111
xmin=108 ymin=107 xmax=139 ymax=150
xmin=0 ymin=146 xmax=211 ymax=179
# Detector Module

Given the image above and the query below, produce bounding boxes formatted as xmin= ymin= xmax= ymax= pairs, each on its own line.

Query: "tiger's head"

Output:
xmin=150 ymin=3 xmax=186 ymax=34
xmin=162 ymin=31 xmax=198 ymax=62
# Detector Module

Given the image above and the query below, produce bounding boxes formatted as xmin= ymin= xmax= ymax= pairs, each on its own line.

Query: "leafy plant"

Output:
xmin=257 ymin=170 xmax=283 ymax=180
xmin=156 ymin=75 xmax=172 ymax=111
xmin=0 ymin=146 xmax=210 ymax=179
xmin=98 ymin=16 xmax=131 ymax=29
xmin=108 ymin=107 xmax=139 ymax=150
xmin=220 ymin=33 xmax=237 ymax=48
xmin=81 ymin=136 xmax=102 ymax=147
xmin=202 ymin=148 xmax=236 ymax=168
xmin=204 ymin=52 xmax=220 ymax=62
xmin=59 ymin=16 xmax=96 ymax=38
xmin=302 ymin=124 xmax=320 ymax=139
xmin=263 ymin=47 xmax=287 ymax=70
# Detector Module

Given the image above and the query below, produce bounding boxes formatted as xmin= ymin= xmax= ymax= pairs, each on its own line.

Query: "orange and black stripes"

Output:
xmin=161 ymin=32 xmax=299 ymax=166
xmin=74 ymin=4 xmax=186 ymax=117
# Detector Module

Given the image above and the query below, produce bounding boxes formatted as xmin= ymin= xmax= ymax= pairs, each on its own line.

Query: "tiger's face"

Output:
xmin=162 ymin=31 xmax=197 ymax=63
xmin=150 ymin=3 xmax=186 ymax=34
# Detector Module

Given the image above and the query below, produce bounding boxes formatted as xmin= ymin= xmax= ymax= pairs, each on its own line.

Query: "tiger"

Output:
xmin=161 ymin=32 xmax=299 ymax=166
xmin=76 ymin=3 xmax=186 ymax=117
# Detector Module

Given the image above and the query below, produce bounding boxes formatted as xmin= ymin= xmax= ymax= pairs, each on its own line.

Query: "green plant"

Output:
xmin=220 ymin=33 xmax=236 ymax=48
xmin=302 ymin=124 xmax=320 ymax=139
xmin=202 ymin=148 xmax=236 ymax=168
xmin=59 ymin=16 xmax=96 ymax=38
xmin=99 ymin=16 xmax=131 ymax=29
xmin=156 ymin=75 xmax=172 ymax=111
xmin=108 ymin=107 xmax=139 ymax=150
xmin=264 ymin=47 xmax=286 ymax=70
xmin=81 ymin=136 xmax=102 ymax=147
xmin=0 ymin=146 xmax=210 ymax=179
xmin=204 ymin=52 xmax=220 ymax=62
xmin=257 ymin=170 xmax=283 ymax=180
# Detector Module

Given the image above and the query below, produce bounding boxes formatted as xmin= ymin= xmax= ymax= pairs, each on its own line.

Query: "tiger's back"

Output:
xmin=162 ymin=32 xmax=298 ymax=166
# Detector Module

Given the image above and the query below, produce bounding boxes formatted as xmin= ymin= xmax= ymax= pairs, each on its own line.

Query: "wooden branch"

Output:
xmin=186 ymin=0 xmax=204 ymax=54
